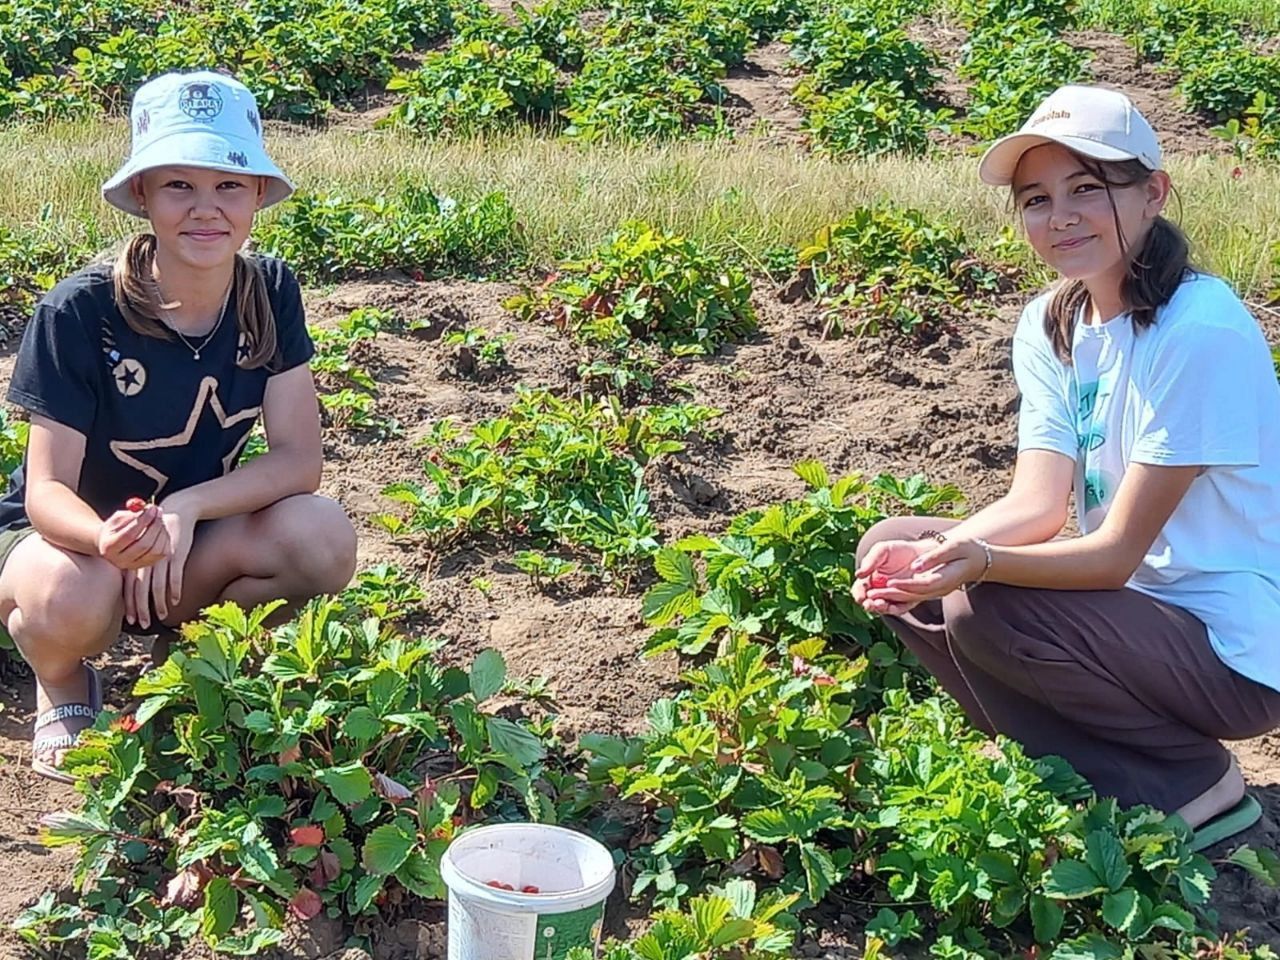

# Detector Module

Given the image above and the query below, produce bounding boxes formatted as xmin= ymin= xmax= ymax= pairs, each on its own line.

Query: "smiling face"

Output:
xmin=1012 ymin=142 xmax=1170 ymax=307
xmin=130 ymin=166 xmax=266 ymax=272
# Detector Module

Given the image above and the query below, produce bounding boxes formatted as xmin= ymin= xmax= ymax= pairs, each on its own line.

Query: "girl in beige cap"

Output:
xmin=1 ymin=70 xmax=357 ymax=782
xmin=855 ymin=84 xmax=1280 ymax=850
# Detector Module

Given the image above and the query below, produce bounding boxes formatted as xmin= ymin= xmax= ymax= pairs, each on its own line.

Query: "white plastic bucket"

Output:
xmin=440 ymin=822 xmax=617 ymax=960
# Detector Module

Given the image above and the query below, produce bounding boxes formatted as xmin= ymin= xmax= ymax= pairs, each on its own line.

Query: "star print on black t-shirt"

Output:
xmin=115 ymin=358 xmax=145 ymax=395
xmin=0 ymin=256 xmax=314 ymax=531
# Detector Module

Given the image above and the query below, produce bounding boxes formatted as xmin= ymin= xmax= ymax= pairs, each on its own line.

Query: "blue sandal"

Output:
xmin=1189 ymin=794 xmax=1263 ymax=853
xmin=31 ymin=662 xmax=103 ymax=785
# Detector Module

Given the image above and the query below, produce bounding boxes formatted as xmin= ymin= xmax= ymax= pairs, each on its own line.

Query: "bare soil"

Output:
xmin=720 ymin=41 xmax=806 ymax=144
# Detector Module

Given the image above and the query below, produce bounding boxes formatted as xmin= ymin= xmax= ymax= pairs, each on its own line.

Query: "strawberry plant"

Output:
xmin=442 ymin=327 xmax=515 ymax=382
xmin=796 ymin=206 xmax=1002 ymax=337
xmin=513 ymin=549 xmax=578 ymax=589
xmin=868 ymin=690 xmax=1228 ymax=952
xmin=339 ymin=563 xmax=426 ymax=622
xmin=0 ymin=215 xmax=100 ymax=317
xmin=957 ymin=19 xmax=1090 ymax=141
xmin=1211 ymin=92 xmax=1280 ymax=161
xmin=562 ymin=22 xmax=729 ymax=142
xmin=0 ymin=0 xmax=459 ymax=122
xmin=567 ymin=879 xmax=800 ymax=959
xmin=583 ymin=639 xmax=877 ymax=907
xmin=1074 ymin=0 xmax=1260 ymax=63
xmin=798 ymin=79 xmax=941 ymax=158
xmin=944 ymin=0 xmax=1076 ymax=30
xmin=254 ymin=186 xmax=518 ymax=282
xmin=586 ymin=643 xmax=1242 ymax=956
xmin=0 ymin=406 xmax=26 ymax=654
xmin=1179 ymin=48 xmax=1280 ymax=122
xmin=724 ymin=0 xmax=811 ymax=42
xmin=383 ymin=36 xmax=561 ymax=137
xmin=0 ymin=406 xmax=28 ymax=488
xmin=309 ymin=308 xmax=400 ymax=436
xmin=320 ymin=388 xmax=401 ymax=438
xmin=574 ymin=354 xmax=670 ymax=403
xmin=239 ymin=424 xmax=269 ymax=465
xmin=18 ymin=599 xmax=560 ymax=955
xmin=374 ymin=389 xmax=720 ymax=571
xmin=618 ymin=0 xmax=754 ymax=67
xmin=505 ymin=222 xmax=757 ymax=357
xmin=310 ymin=306 xmax=395 ymax=393
xmin=512 ymin=0 xmax=595 ymax=69
xmin=642 ymin=460 xmax=964 ymax=661
xmin=787 ymin=8 xmax=938 ymax=100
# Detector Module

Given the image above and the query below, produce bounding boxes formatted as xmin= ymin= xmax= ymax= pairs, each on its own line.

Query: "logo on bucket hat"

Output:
xmin=178 ymin=81 xmax=224 ymax=122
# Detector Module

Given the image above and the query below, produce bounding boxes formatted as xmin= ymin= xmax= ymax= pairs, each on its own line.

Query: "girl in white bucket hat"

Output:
xmin=855 ymin=84 xmax=1280 ymax=851
xmin=0 ymin=70 xmax=356 ymax=782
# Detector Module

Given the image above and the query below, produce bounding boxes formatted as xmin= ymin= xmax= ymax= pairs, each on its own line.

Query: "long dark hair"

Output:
xmin=1020 ymin=156 xmax=1195 ymax=363
xmin=111 ymin=233 xmax=279 ymax=370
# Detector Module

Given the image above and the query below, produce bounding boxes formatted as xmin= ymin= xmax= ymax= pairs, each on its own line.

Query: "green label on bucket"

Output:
xmin=533 ymin=903 xmax=605 ymax=959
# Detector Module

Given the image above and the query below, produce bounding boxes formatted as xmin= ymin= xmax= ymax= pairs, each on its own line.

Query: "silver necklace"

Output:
xmin=160 ymin=280 xmax=233 ymax=361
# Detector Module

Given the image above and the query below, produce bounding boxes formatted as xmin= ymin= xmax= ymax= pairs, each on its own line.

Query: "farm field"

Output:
xmin=4 ymin=0 xmax=1280 ymax=958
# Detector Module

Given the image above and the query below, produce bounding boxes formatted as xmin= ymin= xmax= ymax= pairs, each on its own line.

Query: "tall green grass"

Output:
xmin=3 ymin=118 xmax=1279 ymax=296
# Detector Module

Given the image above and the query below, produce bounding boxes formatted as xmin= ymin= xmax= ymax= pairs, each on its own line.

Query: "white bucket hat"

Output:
xmin=978 ymin=85 xmax=1162 ymax=186
xmin=102 ymin=70 xmax=295 ymax=218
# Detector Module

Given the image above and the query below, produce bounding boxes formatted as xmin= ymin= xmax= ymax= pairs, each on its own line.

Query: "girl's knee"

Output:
xmin=943 ymin=585 xmax=1014 ymax=664
xmin=313 ymin=500 xmax=358 ymax=591
xmin=266 ymin=496 xmax=357 ymax=593
xmin=18 ymin=551 xmax=122 ymax=648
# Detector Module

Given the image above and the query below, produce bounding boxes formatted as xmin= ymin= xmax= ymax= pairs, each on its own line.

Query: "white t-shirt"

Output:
xmin=1012 ymin=272 xmax=1280 ymax=693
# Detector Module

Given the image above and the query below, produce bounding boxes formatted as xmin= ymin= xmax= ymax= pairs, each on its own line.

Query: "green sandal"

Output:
xmin=31 ymin=662 xmax=103 ymax=785
xmin=1189 ymin=794 xmax=1263 ymax=853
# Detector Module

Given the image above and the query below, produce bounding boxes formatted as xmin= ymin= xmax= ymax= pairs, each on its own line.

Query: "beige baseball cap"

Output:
xmin=978 ymin=85 xmax=1162 ymax=186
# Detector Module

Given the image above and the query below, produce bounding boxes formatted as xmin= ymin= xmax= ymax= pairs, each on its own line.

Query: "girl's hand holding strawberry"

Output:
xmin=123 ymin=496 xmax=198 ymax=631
xmin=860 ymin=537 xmax=990 ymax=612
xmin=853 ymin=538 xmax=935 ymax=616
xmin=97 ymin=500 xmax=171 ymax=571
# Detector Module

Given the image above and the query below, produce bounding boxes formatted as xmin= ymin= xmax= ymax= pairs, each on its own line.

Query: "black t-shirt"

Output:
xmin=0 ymin=256 xmax=314 ymax=531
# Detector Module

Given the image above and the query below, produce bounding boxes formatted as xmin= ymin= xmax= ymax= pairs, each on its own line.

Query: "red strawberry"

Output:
xmin=869 ymin=573 xmax=890 ymax=589
xmin=125 ymin=497 xmax=147 ymax=513
xmin=521 ymin=885 xmax=541 ymax=894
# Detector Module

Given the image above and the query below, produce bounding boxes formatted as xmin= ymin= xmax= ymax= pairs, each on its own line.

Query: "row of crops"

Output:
xmin=3 ymin=0 xmax=1279 ymax=155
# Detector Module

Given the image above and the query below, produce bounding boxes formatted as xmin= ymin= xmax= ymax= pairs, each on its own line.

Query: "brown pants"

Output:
xmin=857 ymin=516 xmax=1280 ymax=812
